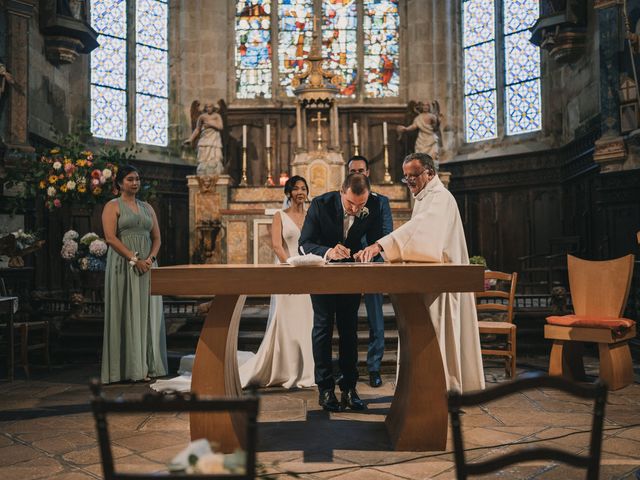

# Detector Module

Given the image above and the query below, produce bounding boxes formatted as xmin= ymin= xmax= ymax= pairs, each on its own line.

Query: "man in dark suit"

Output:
xmin=299 ymin=173 xmax=384 ymax=412
xmin=347 ymin=156 xmax=393 ymax=388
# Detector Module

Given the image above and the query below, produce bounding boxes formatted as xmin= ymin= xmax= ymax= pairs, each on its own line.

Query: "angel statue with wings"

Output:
xmin=397 ymin=100 xmax=443 ymax=162
xmin=184 ymin=99 xmax=227 ymax=176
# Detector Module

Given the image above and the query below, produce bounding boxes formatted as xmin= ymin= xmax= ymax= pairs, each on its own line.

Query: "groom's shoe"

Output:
xmin=369 ymin=371 xmax=382 ymax=388
xmin=319 ymin=390 xmax=343 ymax=412
xmin=341 ymin=388 xmax=367 ymax=410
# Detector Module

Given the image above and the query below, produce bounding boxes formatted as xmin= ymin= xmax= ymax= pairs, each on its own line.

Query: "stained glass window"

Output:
xmin=90 ymin=0 xmax=170 ymax=146
xmin=462 ymin=0 xmax=497 ymax=142
xmin=363 ymin=0 xmax=400 ymax=98
xmin=90 ymin=0 xmax=127 ymax=141
xmin=503 ymin=0 xmax=541 ymax=135
xmin=236 ymin=0 xmax=272 ymax=99
xmin=322 ymin=0 xmax=358 ymax=97
xmin=236 ymin=0 xmax=400 ymax=99
xmin=278 ymin=0 xmax=314 ymax=96
xmin=462 ymin=0 xmax=541 ymax=142
xmin=136 ymin=0 xmax=169 ymax=146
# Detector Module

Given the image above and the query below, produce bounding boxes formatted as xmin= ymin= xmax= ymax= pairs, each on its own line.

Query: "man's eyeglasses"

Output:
xmin=400 ymin=169 xmax=428 ymax=184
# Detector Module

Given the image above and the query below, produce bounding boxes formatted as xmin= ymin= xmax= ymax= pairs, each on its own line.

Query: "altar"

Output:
xmin=150 ymin=262 xmax=484 ymax=452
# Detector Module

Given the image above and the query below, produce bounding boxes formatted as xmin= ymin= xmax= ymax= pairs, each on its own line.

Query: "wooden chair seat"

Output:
xmin=547 ymin=315 xmax=635 ymax=334
xmin=477 ymin=320 xmax=516 ymax=333
xmin=545 ymin=254 xmax=636 ymax=391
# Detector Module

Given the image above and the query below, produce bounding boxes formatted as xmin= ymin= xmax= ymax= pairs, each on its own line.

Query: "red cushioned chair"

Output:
xmin=545 ymin=254 xmax=636 ymax=390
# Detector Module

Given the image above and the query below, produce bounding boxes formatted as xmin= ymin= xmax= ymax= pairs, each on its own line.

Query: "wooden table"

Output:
xmin=151 ymin=263 xmax=483 ymax=452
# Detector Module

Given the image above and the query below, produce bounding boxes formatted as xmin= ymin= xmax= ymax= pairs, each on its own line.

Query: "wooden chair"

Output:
xmin=475 ymin=271 xmax=518 ymax=379
xmin=448 ymin=373 xmax=607 ymax=480
xmin=545 ymin=254 xmax=636 ymax=391
xmin=0 ymin=278 xmax=50 ymax=379
xmin=90 ymin=379 xmax=259 ymax=480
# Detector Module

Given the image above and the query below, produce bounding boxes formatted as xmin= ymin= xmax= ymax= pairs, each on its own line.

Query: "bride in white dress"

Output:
xmin=151 ymin=176 xmax=315 ymax=393
xmin=239 ymin=175 xmax=315 ymax=388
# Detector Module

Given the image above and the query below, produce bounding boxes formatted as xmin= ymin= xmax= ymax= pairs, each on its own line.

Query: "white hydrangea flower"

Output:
xmin=47 ymin=186 xmax=56 ymax=197
xmin=102 ymin=168 xmax=112 ymax=179
xmin=66 ymin=180 xmax=76 ymax=191
xmin=52 ymin=161 xmax=62 ymax=170
xmin=63 ymin=230 xmax=79 ymax=242
xmin=60 ymin=240 xmax=78 ymax=260
xmin=89 ymin=239 xmax=108 ymax=257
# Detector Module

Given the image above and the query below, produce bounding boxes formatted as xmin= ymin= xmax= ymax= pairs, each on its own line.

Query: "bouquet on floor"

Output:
xmin=168 ymin=438 xmax=246 ymax=475
xmin=60 ymin=230 xmax=108 ymax=272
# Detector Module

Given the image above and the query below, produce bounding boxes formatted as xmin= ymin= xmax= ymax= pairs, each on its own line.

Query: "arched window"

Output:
xmin=235 ymin=0 xmax=400 ymax=100
xmin=462 ymin=0 xmax=541 ymax=143
xmin=90 ymin=0 xmax=169 ymax=146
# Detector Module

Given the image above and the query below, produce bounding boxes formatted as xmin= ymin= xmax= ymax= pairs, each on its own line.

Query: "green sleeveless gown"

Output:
xmin=101 ymin=197 xmax=168 ymax=383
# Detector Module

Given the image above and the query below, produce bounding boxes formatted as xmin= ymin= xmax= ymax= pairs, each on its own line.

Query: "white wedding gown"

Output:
xmin=240 ymin=210 xmax=315 ymax=388
xmin=151 ymin=210 xmax=315 ymax=393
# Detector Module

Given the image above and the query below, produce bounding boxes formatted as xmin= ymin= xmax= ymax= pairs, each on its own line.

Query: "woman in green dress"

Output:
xmin=101 ymin=165 xmax=167 ymax=383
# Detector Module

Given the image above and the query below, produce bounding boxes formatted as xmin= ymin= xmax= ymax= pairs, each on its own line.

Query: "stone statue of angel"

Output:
xmin=184 ymin=99 xmax=227 ymax=177
xmin=397 ymin=100 xmax=443 ymax=162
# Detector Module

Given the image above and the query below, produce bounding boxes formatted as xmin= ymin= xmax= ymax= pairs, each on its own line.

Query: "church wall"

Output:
xmin=26 ymin=10 xmax=88 ymax=144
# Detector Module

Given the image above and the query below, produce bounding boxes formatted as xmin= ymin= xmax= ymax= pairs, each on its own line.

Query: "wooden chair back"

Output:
xmin=90 ymin=379 xmax=259 ymax=480
xmin=475 ymin=271 xmax=518 ymax=323
xmin=567 ymin=254 xmax=634 ymax=318
xmin=448 ymin=374 xmax=607 ymax=480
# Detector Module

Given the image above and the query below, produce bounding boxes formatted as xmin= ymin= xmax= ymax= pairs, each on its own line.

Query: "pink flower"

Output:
xmin=91 ymin=169 xmax=101 ymax=179
xmin=91 ymin=178 xmax=100 ymax=186
xmin=53 ymin=199 xmax=62 ymax=208
xmin=64 ymin=163 xmax=75 ymax=174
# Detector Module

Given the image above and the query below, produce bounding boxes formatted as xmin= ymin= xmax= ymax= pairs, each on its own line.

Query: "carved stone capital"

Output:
xmin=593 ymin=0 xmax=623 ymax=9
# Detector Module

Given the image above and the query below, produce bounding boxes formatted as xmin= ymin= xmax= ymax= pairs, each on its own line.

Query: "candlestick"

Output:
xmin=265 ymin=146 xmax=274 ymax=186
xmin=239 ymin=146 xmax=248 ymax=187
xmin=383 ymin=121 xmax=388 ymax=145
xmin=352 ymin=122 xmax=359 ymax=146
xmin=242 ymin=125 xmax=247 ymax=148
xmin=382 ymin=144 xmax=393 ymax=184
xmin=266 ymin=124 xmax=271 ymax=148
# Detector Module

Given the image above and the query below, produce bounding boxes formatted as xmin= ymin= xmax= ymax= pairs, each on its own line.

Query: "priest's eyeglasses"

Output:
xmin=401 ymin=169 xmax=427 ymax=184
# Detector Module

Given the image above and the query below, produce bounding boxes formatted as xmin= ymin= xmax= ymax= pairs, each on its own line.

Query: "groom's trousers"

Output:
xmin=310 ymin=293 xmax=361 ymax=392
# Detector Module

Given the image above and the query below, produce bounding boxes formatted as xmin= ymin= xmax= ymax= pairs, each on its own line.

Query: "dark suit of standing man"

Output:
xmin=347 ymin=156 xmax=393 ymax=388
xmin=299 ymin=174 xmax=384 ymax=412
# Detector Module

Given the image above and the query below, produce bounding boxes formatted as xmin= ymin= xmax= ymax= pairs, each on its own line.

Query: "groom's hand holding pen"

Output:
xmin=326 ymin=242 xmax=351 ymax=261
xmin=354 ymin=242 xmax=383 ymax=263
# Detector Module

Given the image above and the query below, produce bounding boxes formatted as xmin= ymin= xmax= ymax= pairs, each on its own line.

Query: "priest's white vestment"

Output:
xmin=377 ymin=175 xmax=485 ymax=392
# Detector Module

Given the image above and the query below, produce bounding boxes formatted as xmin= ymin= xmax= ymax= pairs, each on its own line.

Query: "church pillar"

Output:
xmin=3 ymin=0 xmax=37 ymax=154
xmin=593 ymin=1 xmax=626 ymax=172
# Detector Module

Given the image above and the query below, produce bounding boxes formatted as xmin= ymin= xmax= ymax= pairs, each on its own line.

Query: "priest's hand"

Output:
xmin=327 ymin=243 xmax=351 ymax=261
xmin=355 ymin=242 xmax=382 ymax=263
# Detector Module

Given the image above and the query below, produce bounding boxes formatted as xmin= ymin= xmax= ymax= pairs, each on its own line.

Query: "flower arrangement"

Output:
xmin=4 ymin=128 xmax=138 ymax=211
xmin=168 ymin=439 xmax=246 ymax=476
xmin=0 ymin=229 xmax=45 ymax=267
xmin=61 ymin=229 xmax=108 ymax=272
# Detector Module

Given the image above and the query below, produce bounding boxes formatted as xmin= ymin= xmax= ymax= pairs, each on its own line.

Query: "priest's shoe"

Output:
xmin=369 ymin=371 xmax=382 ymax=388
xmin=341 ymin=388 xmax=366 ymax=410
xmin=319 ymin=390 xmax=343 ymax=412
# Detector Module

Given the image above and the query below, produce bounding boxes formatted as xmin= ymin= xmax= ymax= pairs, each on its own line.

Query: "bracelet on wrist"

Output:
xmin=129 ymin=252 xmax=139 ymax=266
xmin=150 ymin=255 xmax=157 ymax=263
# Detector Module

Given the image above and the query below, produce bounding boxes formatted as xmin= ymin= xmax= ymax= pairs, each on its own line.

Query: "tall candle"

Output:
xmin=242 ymin=125 xmax=247 ymax=148
xmin=265 ymin=124 xmax=271 ymax=148
xmin=383 ymin=121 xmax=388 ymax=145
xmin=353 ymin=122 xmax=358 ymax=146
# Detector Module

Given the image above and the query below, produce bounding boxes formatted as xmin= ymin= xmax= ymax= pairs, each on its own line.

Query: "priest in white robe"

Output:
xmin=356 ymin=152 xmax=485 ymax=392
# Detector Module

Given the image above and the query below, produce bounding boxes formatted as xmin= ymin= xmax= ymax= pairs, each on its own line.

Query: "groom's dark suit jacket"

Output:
xmin=298 ymin=191 xmax=384 ymax=260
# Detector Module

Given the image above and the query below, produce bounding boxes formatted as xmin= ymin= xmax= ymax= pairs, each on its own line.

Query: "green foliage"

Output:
xmin=469 ymin=255 xmax=487 ymax=267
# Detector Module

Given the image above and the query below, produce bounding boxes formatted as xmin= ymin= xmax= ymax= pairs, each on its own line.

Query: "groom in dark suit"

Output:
xmin=299 ymin=174 xmax=384 ymax=412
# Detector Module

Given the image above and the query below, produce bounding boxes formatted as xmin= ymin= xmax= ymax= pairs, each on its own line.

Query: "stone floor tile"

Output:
xmin=111 ymin=431 xmax=186 ymax=453
xmin=31 ymin=431 xmax=96 ymax=455
xmin=0 ymin=456 xmax=64 ymax=480
xmin=601 ymin=435 xmax=640 ymax=458
xmin=62 ymin=445 xmax=132 ymax=466
xmin=138 ymin=413 xmax=189 ymax=432
xmin=332 ymin=467 xmax=402 ymax=479
xmin=275 ymin=459 xmax=359 ymax=478
xmin=0 ymin=443 xmax=42 ymax=466
xmin=47 ymin=471 xmax=99 ymax=480
xmin=258 ymin=410 xmax=308 ymax=422
xmin=375 ymin=459 xmax=455 ymax=480
xmin=460 ymin=426 xmax=526 ymax=447
xmin=612 ymin=425 xmax=640 ymax=443
xmin=0 ymin=435 xmax=14 ymax=448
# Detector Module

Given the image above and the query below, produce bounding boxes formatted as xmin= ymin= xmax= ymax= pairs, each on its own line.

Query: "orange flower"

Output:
xmin=92 ymin=187 xmax=102 ymax=196
xmin=48 ymin=175 xmax=58 ymax=184
xmin=60 ymin=184 xmax=68 ymax=193
xmin=78 ymin=184 xmax=87 ymax=193
xmin=39 ymin=180 xmax=46 ymax=189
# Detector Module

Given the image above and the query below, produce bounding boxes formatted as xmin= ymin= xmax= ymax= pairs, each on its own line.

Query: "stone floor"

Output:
xmin=1 ymin=359 xmax=639 ymax=480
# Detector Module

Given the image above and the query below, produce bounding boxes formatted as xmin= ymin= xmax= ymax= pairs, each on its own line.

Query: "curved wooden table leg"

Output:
xmin=190 ymin=294 xmax=246 ymax=452
xmin=387 ymin=293 xmax=447 ymax=451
